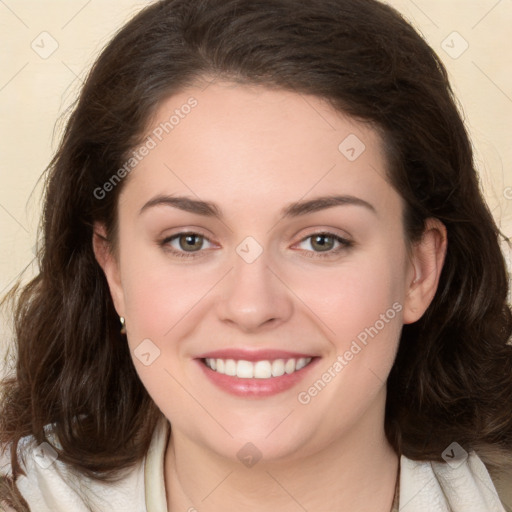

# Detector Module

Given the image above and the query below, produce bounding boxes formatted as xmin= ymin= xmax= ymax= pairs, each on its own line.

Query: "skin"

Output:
xmin=94 ymin=80 xmax=447 ymax=512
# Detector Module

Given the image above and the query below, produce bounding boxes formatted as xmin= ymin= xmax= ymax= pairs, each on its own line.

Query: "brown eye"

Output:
xmin=177 ymin=233 xmax=204 ymax=252
xmin=295 ymin=232 xmax=353 ymax=259
xmin=161 ymin=232 xmax=215 ymax=258
xmin=310 ymin=234 xmax=336 ymax=252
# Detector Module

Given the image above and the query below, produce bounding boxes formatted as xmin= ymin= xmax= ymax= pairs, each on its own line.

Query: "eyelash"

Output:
xmin=160 ymin=231 xmax=353 ymax=260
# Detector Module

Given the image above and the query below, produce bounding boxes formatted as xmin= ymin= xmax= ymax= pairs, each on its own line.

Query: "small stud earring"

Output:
xmin=120 ymin=316 xmax=127 ymax=335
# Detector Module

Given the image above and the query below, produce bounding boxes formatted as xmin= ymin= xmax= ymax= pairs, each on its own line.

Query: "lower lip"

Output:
xmin=196 ymin=358 xmax=319 ymax=398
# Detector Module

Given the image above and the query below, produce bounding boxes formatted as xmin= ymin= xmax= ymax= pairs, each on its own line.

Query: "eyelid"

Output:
xmin=295 ymin=226 xmax=353 ymax=242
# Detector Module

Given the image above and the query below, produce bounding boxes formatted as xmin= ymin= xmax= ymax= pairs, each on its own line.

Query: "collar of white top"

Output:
xmin=143 ymin=415 xmax=507 ymax=512
xmin=144 ymin=415 xmax=169 ymax=510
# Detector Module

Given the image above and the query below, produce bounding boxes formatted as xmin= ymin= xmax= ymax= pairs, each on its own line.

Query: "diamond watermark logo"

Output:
xmin=237 ymin=442 xmax=262 ymax=468
xmin=134 ymin=338 xmax=161 ymax=366
xmin=236 ymin=236 xmax=263 ymax=264
xmin=31 ymin=32 xmax=59 ymax=59
xmin=33 ymin=442 xmax=58 ymax=469
xmin=338 ymin=134 xmax=366 ymax=161
xmin=442 ymin=442 xmax=468 ymax=469
xmin=441 ymin=31 xmax=469 ymax=59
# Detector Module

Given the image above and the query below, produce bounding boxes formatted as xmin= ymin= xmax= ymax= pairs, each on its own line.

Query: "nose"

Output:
xmin=215 ymin=249 xmax=294 ymax=333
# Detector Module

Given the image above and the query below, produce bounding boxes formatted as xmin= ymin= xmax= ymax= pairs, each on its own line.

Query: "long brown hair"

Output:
xmin=2 ymin=0 xmax=511 ymax=509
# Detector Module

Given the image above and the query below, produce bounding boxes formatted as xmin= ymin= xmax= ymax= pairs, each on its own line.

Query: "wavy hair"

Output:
xmin=1 ymin=0 xmax=511 ymax=509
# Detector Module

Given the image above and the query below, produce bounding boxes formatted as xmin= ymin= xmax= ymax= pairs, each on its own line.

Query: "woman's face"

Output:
xmin=97 ymin=81 xmax=444 ymax=462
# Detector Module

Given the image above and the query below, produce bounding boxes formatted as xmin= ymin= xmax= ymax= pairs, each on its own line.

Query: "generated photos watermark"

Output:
xmin=297 ymin=301 xmax=403 ymax=405
xmin=93 ymin=97 xmax=198 ymax=200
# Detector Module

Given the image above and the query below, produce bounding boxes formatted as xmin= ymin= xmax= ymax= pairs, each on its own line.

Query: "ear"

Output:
xmin=92 ymin=222 xmax=126 ymax=317
xmin=403 ymin=218 xmax=447 ymax=324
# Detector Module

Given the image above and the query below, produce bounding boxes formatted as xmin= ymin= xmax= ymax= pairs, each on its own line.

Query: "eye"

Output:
xmin=161 ymin=232 xmax=215 ymax=258
xmin=295 ymin=232 xmax=352 ymax=258
xmin=160 ymin=230 xmax=352 ymax=260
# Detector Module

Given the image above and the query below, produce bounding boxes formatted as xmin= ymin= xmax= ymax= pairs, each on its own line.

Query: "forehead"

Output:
xmin=119 ymin=81 xmax=401 ymax=221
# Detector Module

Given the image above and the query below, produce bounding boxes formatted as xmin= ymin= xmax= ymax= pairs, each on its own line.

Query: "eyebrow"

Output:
xmin=139 ymin=194 xmax=377 ymax=219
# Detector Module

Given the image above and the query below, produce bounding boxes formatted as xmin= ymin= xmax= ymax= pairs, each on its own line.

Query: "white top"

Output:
xmin=1 ymin=415 xmax=510 ymax=511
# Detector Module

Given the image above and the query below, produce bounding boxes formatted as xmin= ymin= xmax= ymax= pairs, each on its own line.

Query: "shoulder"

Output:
xmin=400 ymin=451 xmax=512 ymax=511
xmin=0 ymin=431 xmax=147 ymax=512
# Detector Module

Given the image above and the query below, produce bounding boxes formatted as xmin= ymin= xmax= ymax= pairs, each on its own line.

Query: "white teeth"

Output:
xmin=224 ymin=359 xmax=237 ymax=376
xmin=284 ymin=359 xmax=296 ymax=374
xmin=271 ymin=359 xmax=285 ymax=377
xmin=204 ymin=357 xmax=312 ymax=379
xmin=254 ymin=361 xmax=272 ymax=379
xmin=236 ymin=360 xmax=254 ymax=378
xmin=296 ymin=357 xmax=308 ymax=370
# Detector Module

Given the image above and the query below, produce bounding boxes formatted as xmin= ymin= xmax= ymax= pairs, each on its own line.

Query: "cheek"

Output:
xmin=118 ymin=232 xmax=216 ymax=338
xmin=123 ymin=268 xmax=204 ymax=335
xmin=292 ymin=249 xmax=407 ymax=340
xmin=117 ymin=247 xmax=215 ymax=418
xmin=294 ymin=246 xmax=407 ymax=394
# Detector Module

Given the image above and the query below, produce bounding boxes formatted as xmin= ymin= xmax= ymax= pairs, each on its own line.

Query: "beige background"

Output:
xmin=1 ymin=0 xmax=511 ymax=352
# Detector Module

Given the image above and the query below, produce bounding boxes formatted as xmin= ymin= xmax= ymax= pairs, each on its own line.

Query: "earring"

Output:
xmin=120 ymin=316 xmax=127 ymax=335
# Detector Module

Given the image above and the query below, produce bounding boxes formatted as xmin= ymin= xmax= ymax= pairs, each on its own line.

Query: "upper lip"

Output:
xmin=196 ymin=349 xmax=317 ymax=362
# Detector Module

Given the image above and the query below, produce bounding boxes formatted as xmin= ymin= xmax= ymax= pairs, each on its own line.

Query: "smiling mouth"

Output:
xmin=202 ymin=357 xmax=313 ymax=379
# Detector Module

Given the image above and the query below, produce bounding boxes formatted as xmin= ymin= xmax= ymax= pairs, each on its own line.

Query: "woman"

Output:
xmin=1 ymin=0 xmax=512 ymax=510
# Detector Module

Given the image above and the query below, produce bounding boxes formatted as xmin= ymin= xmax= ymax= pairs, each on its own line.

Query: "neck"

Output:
xmin=164 ymin=393 xmax=399 ymax=512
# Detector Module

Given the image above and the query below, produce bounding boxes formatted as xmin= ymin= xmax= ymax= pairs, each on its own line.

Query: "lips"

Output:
xmin=195 ymin=349 xmax=319 ymax=398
